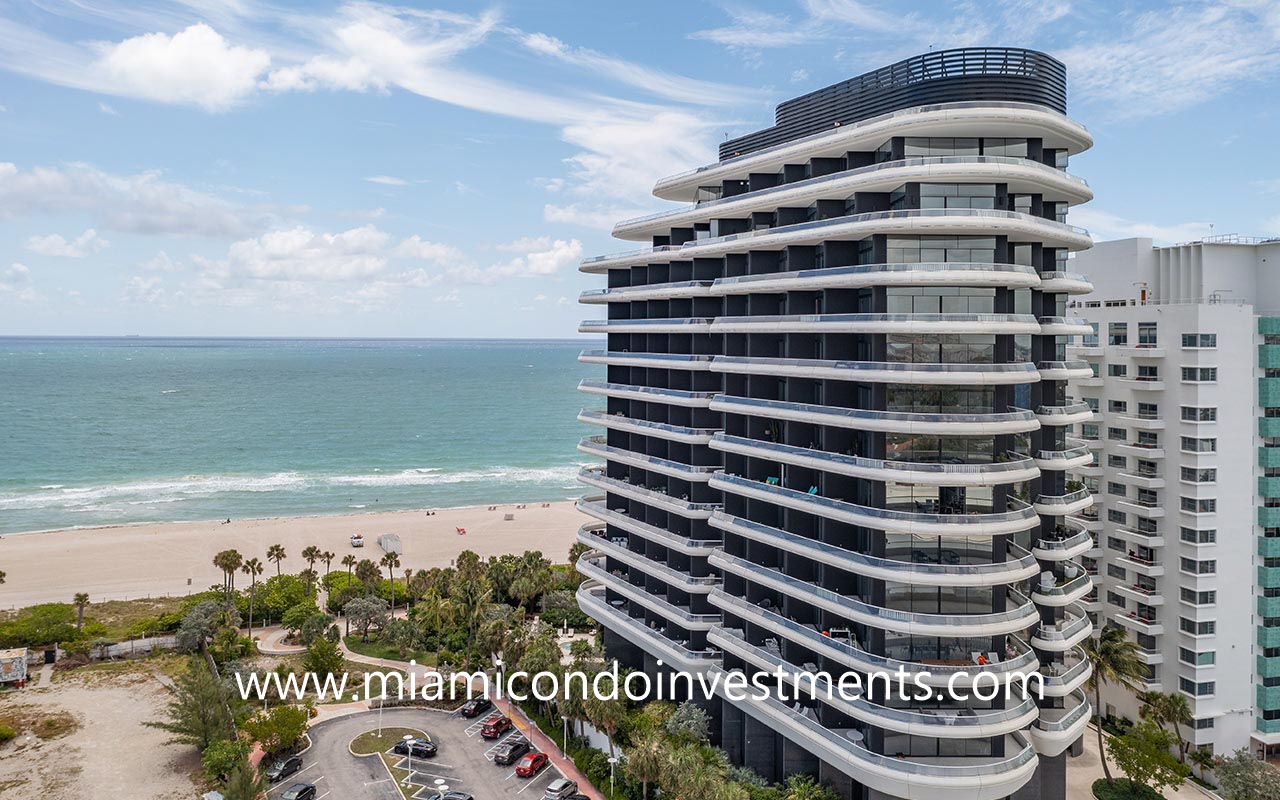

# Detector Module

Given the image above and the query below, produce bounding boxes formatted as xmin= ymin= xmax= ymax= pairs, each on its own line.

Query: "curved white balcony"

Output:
xmin=711 ymin=261 xmax=1040 ymax=295
xmin=711 ymin=549 xmax=1040 ymax=637
xmin=1038 ymin=272 xmax=1093 ymax=294
xmin=577 ymin=435 xmax=720 ymax=482
xmin=1022 ymin=641 xmax=1093 ymax=697
xmin=619 ymin=154 xmax=1091 ymax=240
xmin=576 ymin=499 xmax=719 ymax=555
xmin=1033 ymin=444 xmax=1093 ymax=471
xmin=577 ymin=466 xmax=721 ymax=519
xmin=579 ymin=528 xmax=719 ymax=593
xmin=578 ymin=317 xmax=714 ymax=335
xmin=1038 ymin=316 xmax=1095 ymax=336
xmin=1028 ymin=528 xmax=1094 ymax=561
xmin=577 ymin=379 xmax=717 ymax=408
xmin=1027 ymin=402 xmax=1093 ymax=426
xmin=710 ymin=433 xmax=1038 ymax=487
xmin=705 ymin=663 xmax=1040 ymax=800
xmin=711 ymin=472 xmax=1041 ymax=537
xmin=711 ymin=589 xmax=1039 ymax=688
xmin=710 ymin=394 xmax=1039 ymax=436
xmin=709 ymin=313 xmax=1041 ymax=336
xmin=711 ymin=511 xmax=1039 ymax=587
xmin=1029 ymin=567 xmax=1093 ymax=607
xmin=577 ymin=554 xmax=719 ymax=631
xmin=652 ymin=100 xmax=1092 ymax=201
xmin=578 ymin=350 xmax=714 ymax=371
xmin=710 ymin=355 xmax=1039 ymax=386
xmin=1035 ymin=360 xmax=1094 ymax=381
xmin=581 ymin=209 xmax=1092 ymax=273
xmin=578 ymin=582 xmax=719 ymax=671
xmin=579 ymin=280 xmax=713 ymax=303
xmin=709 ymin=626 xmax=1040 ymax=738
xmin=1027 ymin=601 xmax=1092 ymax=651
xmin=1029 ymin=690 xmax=1091 ymax=757
xmin=1033 ymin=489 xmax=1093 ymax=516
xmin=578 ymin=409 xmax=718 ymax=445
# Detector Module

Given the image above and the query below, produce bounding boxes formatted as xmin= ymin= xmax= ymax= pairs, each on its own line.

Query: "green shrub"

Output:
xmin=0 ymin=724 xmax=16 ymax=743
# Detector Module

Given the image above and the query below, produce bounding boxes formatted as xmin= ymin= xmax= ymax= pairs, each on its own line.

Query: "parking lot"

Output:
xmin=268 ymin=706 xmax=569 ymax=799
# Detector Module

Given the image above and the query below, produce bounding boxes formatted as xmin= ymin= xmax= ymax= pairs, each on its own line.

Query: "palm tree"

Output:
xmin=626 ymin=729 xmax=666 ymax=800
xmin=267 ymin=544 xmax=286 ymax=577
xmin=1140 ymin=691 xmax=1193 ymax=763
xmin=241 ymin=558 xmax=264 ymax=632
xmin=0 ymin=570 xmax=7 ymax=585
xmin=355 ymin=559 xmax=380 ymax=595
xmin=341 ymin=553 xmax=357 ymax=580
xmin=380 ymin=552 xmax=401 ymax=613
xmin=321 ymin=550 xmax=335 ymax=574
xmin=212 ymin=549 xmax=243 ymax=612
xmin=1187 ymin=747 xmax=1216 ymax=780
xmin=584 ymin=691 xmax=627 ymax=757
xmin=300 ymin=568 xmax=319 ymax=597
xmin=302 ymin=545 xmax=321 ymax=574
xmin=1084 ymin=626 xmax=1148 ymax=786
xmin=413 ymin=589 xmax=454 ymax=667
xmin=73 ymin=593 xmax=90 ymax=631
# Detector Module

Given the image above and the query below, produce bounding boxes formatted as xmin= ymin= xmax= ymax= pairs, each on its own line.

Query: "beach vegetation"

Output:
xmin=212 ymin=549 xmax=244 ymax=612
xmin=219 ymin=757 xmax=267 ymax=800
xmin=146 ymin=654 xmax=236 ymax=751
xmin=266 ymin=544 xmax=287 ymax=577
xmin=1105 ymin=720 xmax=1190 ymax=798
xmin=241 ymin=702 xmax=309 ymax=756
xmin=344 ymin=595 xmax=389 ymax=642
xmin=1215 ymin=747 xmax=1280 ymax=799
xmin=302 ymin=635 xmax=344 ymax=678
xmin=201 ymin=737 xmax=251 ymax=782
xmin=1084 ymin=625 xmax=1148 ymax=787
xmin=0 ymin=602 xmax=104 ymax=647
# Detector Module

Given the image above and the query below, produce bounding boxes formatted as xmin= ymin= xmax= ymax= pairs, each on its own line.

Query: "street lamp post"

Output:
xmin=403 ymin=734 xmax=415 ymax=786
xmin=608 ymin=756 xmax=618 ymax=795
xmin=562 ymin=716 xmax=568 ymax=756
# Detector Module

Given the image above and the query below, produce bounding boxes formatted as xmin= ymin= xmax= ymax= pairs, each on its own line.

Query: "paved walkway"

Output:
xmin=253 ymin=624 xmax=305 ymax=655
xmin=33 ymin=663 xmax=53 ymax=688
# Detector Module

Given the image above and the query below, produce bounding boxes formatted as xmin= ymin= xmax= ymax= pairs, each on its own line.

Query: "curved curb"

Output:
xmin=346 ymin=726 xmax=429 ymax=759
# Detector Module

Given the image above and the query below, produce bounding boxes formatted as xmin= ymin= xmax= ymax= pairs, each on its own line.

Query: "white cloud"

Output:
xmin=0 ymin=262 xmax=37 ymax=302
xmin=395 ymin=236 xmax=463 ymax=264
xmin=1059 ymin=3 xmax=1280 ymax=117
xmin=121 ymin=275 xmax=165 ymax=304
xmin=0 ymin=161 xmax=269 ymax=237
xmin=25 ymin=228 xmax=109 ymax=258
xmin=1072 ymin=208 xmax=1212 ymax=245
xmin=493 ymin=237 xmax=583 ymax=276
xmin=790 ymin=69 xmax=810 ymax=83
xmin=98 ymin=101 xmax=118 ymax=115
xmin=210 ymin=224 xmax=392 ymax=282
xmin=544 ymin=203 xmax=654 ymax=231
xmin=365 ymin=175 xmax=409 ymax=186
xmin=141 ymin=251 xmax=183 ymax=272
xmin=433 ymin=289 xmax=461 ymax=305
xmin=95 ymin=23 xmax=271 ymax=112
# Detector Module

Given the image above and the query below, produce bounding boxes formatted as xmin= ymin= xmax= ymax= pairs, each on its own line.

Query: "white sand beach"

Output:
xmin=0 ymin=501 xmax=589 ymax=609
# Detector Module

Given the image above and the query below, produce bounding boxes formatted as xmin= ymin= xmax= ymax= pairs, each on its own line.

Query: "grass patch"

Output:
xmin=81 ymin=597 xmax=188 ymax=639
xmin=0 ymin=705 xmax=80 ymax=743
xmin=380 ymin=753 xmax=426 ymax=799
xmin=1091 ymin=778 xmax=1165 ymax=800
xmin=350 ymin=726 xmax=425 ymax=756
xmin=344 ymin=635 xmax=436 ymax=666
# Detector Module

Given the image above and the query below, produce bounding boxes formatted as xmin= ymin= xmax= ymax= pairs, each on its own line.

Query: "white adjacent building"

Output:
xmin=1066 ymin=235 xmax=1280 ymax=760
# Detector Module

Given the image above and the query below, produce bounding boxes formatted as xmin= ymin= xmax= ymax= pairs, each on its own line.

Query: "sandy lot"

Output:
xmin=0 ymin=663 xmax=199 ymax=799
xmin=0 ymin=501 xmax=589 ymax=608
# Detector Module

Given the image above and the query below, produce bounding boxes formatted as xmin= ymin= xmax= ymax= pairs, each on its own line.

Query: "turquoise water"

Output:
xmin=0 ymin=338 xmax=596 ymax=534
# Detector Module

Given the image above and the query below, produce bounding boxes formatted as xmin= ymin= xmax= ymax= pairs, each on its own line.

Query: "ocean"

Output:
xmin=0 ymin=337 xmax=597 ymax=534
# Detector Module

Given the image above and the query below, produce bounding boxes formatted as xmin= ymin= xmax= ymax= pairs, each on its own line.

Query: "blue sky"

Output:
xmin=0 ymin=0 xmax=1277 ymax=338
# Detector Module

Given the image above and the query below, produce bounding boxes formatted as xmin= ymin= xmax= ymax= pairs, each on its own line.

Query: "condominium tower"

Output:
xmin=1065 ymin=235 xmax=1280 ymax=761
xmin=576 ymin=48 xmax=1097 ymax=800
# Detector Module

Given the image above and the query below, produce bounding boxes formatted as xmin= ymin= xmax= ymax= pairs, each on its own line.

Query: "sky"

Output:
xmin=0 ymin=0 xmax=1277 ymax=339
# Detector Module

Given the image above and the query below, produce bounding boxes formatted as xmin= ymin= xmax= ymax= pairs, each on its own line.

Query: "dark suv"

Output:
xmin=492 ymin=738 xmax=531 ymax=765
xmin=393 ymin=737 xmax=438 ymax=758
xmin=460 ymin=697 xmax=493 ymax=718
xmin=264 ymin=754 xmax=302 ymax=782
xmin=280 ymin=784 xmax=316 ymax=800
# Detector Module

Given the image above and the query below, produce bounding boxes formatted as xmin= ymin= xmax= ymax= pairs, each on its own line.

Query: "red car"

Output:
xmin=480 ymin=715 xmax=513 ymax=739
xmin=515 ymin=751 xmax=548 ymax=777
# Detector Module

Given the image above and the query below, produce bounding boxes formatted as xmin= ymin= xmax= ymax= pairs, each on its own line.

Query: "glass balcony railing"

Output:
xmin=578 ymin=350 xmax=715 ymax=369
xmin=712 ymin=261 xmax=1038 ymax=292
xmin=711 ymin=355 xmax=1039 ymax=381
xmin=710 ymin=394 xmax=1038 ymax=432
xmin=578 ymin=582 xmax=721 ymax=665
xmin=578 ymin=317 xmax=714 ymax=332
xmin=708 ymin=312 xmax=1041 ymax=333
xmin=576 ymin=499 xmax=720 ymax=550
xmin=578 ymin=435 xmax=720 ymax=480
xmin=577 ymin=379 xmax=718 ymax=406
xmin=579 ymin=280 xmax=713 ymax=300
xmin=582 ymin=531 xmax=719 ymax=591
xmin=626 ymin=152 xmax=1089 ymax=228
xmin=577 ymin=409 xmax=719 ymax=442
xmin=586 ymin=208 xmax=1089 ymax=267
xmin=712 ymin=511 xmax=1039 ymax=584
xmin=711 ymin=549 xmax=1039 ymax=635
xmin=577 ymin=466 xmax=722 ymax=516
xmin=577 ymin=554 xmax=720 ymax=627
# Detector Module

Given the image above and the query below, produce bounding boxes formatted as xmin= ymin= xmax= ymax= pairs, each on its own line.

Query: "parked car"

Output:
xmin=480 ymin=715 xmax=513 ymax=738
xmin=442 ymin=792 xmax=474 ymax=800
xmin=393 ymin=737 xmax=438 ymax=758
xmin=516 ymin=751 xmax=550 ymax=777
xmin=264 ymin=754 xmax=302 ymax=782
xmin=350 ymin=533 xmax=364 ymax=547
xmin=460 ymin=697 xmax=493 ymax=718
xmin=280 ymin=784 xmax=317 ymax=800
xmin=493 ymin=738 xmax=530 ymax=765
xmin=544 ymin=778 xmax=578 ymax=799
